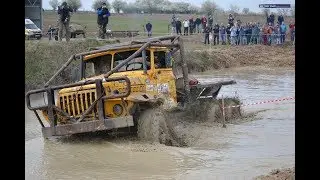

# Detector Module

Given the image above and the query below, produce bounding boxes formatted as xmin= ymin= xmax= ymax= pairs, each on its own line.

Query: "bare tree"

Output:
xmin=66 ymin=0 xmax=82 ymax=12
xmin=262 ymin=8 xmax=270 ymax=17
xmin=277 ymin=8 xmax=289 ymax=16
xmin=290 ymin=5 xmax=295 ymax=17
xmin=242 ymin=8 xmax=249 ymax=15
xmin=92 ymin=0 xmax=110 ymax=11
xmin=201 ymin=0 xmax=218 ymax=16
xmin=112 ymin=0 xmax=127 ymax=13
xmin=229 ymin=4 xmax=240 ymax=14
xmin=49 ymin=0 xmax=59 ymax=11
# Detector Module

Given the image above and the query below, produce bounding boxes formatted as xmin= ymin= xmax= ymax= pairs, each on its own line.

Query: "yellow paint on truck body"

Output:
xmin=42 ymin=47 xmax=177 ymax=123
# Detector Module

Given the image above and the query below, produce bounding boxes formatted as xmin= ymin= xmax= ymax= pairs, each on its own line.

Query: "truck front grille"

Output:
xmin=59 ymin=90 xmax=97 ymax=117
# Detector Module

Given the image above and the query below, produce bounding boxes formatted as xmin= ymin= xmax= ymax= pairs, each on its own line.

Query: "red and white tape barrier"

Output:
xmin=224 ymin=96 xmax=295 ymax=109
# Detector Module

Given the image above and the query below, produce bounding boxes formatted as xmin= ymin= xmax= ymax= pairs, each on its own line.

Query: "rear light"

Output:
xmin=189 ymin=79 xmax=199 ymax=86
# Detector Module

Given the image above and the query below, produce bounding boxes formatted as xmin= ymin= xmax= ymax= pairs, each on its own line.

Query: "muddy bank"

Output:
xmin=174 ymin=45 xmax=295 ymax=73
xmin=254 ymin=167 xmax=295 ymax=180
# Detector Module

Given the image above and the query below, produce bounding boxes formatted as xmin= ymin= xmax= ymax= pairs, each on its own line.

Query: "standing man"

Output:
xmin=212 ymin=23 xmax=220 ymax=45
xmin=195 ymin=16 xmax=201 ymax=33
xmin=171 ymin=15 xmax=176 ymax=35
xmin=146 ymin=21 xmax=152 ymax=37
xmin=208 ymin=15 xmax=214 ymax=31
xmin=57 ymin=2 xmax=73 ymax=42
xmin=226 ymin=24 xmax=231 ymax=44
xmin=97 ymin=2 xmax=110 ymax=39
xmin=183 ymin=19 xmax=189 ymax=36
xmin=278 ymin=15 xmax=284 ymax=25
xmin=204 ymin=25 xmax=210 ymax=45
xmin=289 ymin=21 xmax=295 ymax=42
xmin=280 ymin=22 xmax=287 ymax=44
xmin=176 ymin=18 xmax=182 ymax=35
xmin=201 ymin=15 xmax=207 ymax=32
xmin=189 ymin=17 xmax=194 ymax=35
xmin=220 ymin=23 xmax=226 ymax=45
xmin=228 ymin=14 xmax=234 ymax=27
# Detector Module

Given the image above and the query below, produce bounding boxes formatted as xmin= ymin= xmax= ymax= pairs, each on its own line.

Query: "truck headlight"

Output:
xmin=113 ymin=104 xmax=123 ymax=116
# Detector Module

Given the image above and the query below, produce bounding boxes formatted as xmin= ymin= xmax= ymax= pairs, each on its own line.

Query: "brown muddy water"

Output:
xmin=25 ymin=67 xmax=295 ymax=180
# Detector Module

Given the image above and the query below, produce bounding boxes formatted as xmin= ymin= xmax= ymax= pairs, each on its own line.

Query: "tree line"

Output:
xmin=49 ymin=0 xmax=295 ymax=16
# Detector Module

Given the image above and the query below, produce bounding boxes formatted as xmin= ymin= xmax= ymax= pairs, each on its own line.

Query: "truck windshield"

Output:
xmin=25 ymin=24 xmax=38 ymax=29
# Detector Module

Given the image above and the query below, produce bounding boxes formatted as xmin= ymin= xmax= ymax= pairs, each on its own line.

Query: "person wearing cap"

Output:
xmin=97 ymin=2 xmax=111 ymax=39
xmin=57 ymin=1 xmax=73 ymax=42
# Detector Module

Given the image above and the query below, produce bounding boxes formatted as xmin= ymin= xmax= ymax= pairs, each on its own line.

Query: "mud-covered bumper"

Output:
xmin=42 ymin=116 xmax=134 ymax=137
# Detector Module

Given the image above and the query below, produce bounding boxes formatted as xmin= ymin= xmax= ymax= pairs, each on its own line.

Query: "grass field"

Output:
xmin=43 ymin=11 xmax=294 ymax=38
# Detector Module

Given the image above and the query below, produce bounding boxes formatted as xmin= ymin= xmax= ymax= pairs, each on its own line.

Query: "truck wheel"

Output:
xmin=137 ymin=108 xmax=185 ymax=146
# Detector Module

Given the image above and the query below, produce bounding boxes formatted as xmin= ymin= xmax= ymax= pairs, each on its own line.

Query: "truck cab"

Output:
xmin=25 ymin=18 xmax=42 ymax=40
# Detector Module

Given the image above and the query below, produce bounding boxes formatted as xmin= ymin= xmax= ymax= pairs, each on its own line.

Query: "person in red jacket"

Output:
xmin=201 ymin=15 xmax=207 ymax=32
xmin=289 ymin=21 xmax=295 ymax=42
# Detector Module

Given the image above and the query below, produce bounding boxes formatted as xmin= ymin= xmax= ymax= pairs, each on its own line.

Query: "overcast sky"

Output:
xmin=42 ymin=0 xmax=295 ymax=12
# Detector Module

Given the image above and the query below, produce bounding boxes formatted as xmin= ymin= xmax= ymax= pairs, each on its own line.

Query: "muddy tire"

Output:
xmin=137 ymin=109 xmax=161 ymax=143
xmin=137 ymin=108 xmax=185 ymax=146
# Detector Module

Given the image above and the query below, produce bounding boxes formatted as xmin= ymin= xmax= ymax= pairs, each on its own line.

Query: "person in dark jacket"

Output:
xmin=97 ymin=2 xmax=110 ymax=39
xmin=212 ymin=23 xmax=220 ymax=45
xmin=195 ymin=16 xmax=201 ymax=33
xmin=57 ymin=2 xmax=73 ymax=42
xmin=175 ymin=18 xmax=182 ymax=35
xmin=246 ymin=23 xmax=252 ymax=44
xmin=269 ymin=13 xmax=275 ymax=26
xmin=226 ymin=24 xmax=231 ymax=44
xmin=189 ymin=17 xmax=194 ymax=35
xmin=228 ymin=14 xmax=234 ymax=27
xmin=278 ymin=15 xmax=284 ymax=25
xmin=204 ymin=26 xmax=210 ymax=45
xmin=146 ymin=21 xmax=152 ymax=37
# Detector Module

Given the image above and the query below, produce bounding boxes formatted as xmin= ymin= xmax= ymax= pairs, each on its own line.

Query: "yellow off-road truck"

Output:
xmin=26 ymin=35 xmax=235 ymax=144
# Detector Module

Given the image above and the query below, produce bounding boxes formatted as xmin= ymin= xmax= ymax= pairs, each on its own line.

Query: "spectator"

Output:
xmin=289 ymin=21 xmax=295 ymax=42
xmin=267 ymin=22 xmax=273 ymax=45
xmin=251 ymin=22 xmax=259 ymax=44
xmin=47 ymin=25 xmax=55 ymax=41
xmin=278 ymin=15 xmax=284 ymax=25
xmin=201 ymin=15 xmax=207 ymax=30
xmin=280 ymin=22 xmax=287 ymax=44
xmin=262 ymin=23 xmax=269 ymax=45
xmin=170 ymin=15 xmax=176 ymax=35
xmin=228 ymin=14 xmax=235 ymax=27
xmin=97 ymin=2 xmax=110 ymax=39
xmin=239 ymin=25 xmax=246 ymax=45
xmin=57 ymin=1 xmax=73 ymax=42
xmin=230 ymin=25 xmax=238 ymax=45
xmin=195 ymin=16 xmax=201 ymax=33
xmin=176 ymin=18 xmax=182 ymax=35
xmin=212 ymin=23 xmax=220 ymax=45
xmin=204 ymin=26 xmax=211 ymax=44
xmin=189 ymin=17 xmax=194 ymax=35
xmin=236 ymin=24 xmax=240 ymax=45
xmin=273 ymin=24 xmax=281 ymax=45
xmin=183 ymin=19 xmax=189 ymax=36
xmin=226 ymin=24 xmax=231 ymax=44
xmin=220 ymin=23 xmax=226 ymax=45
xmin=208 ymin=15 xmax=214 ymax=30
xmin=269 ymin=13 xmax=275 ymax=26
xmin=246 ymin=23 xmax=252 ymax=45
xmin=257 ymin=22 xmax=262 ymax=44
xmin=145 ymin=21 xmax=152 ymax=37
